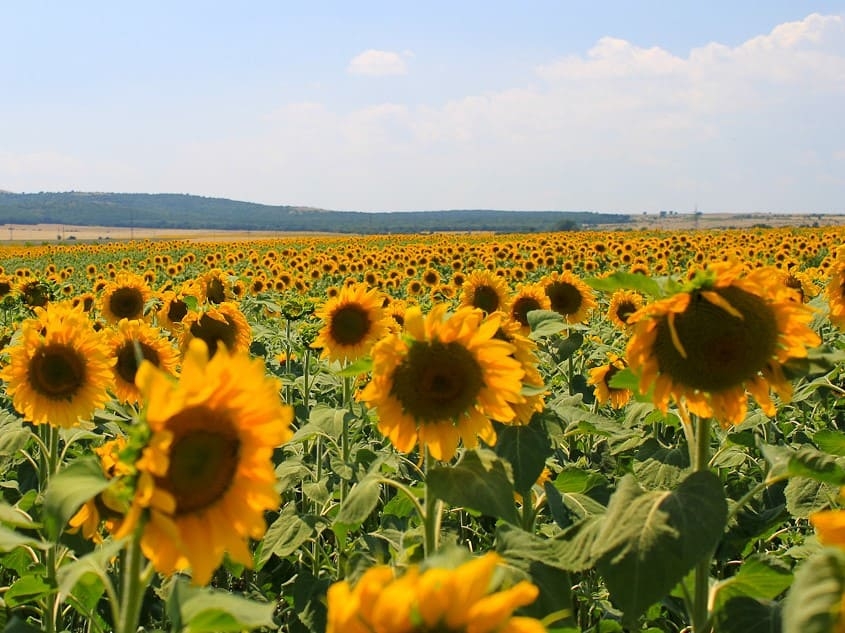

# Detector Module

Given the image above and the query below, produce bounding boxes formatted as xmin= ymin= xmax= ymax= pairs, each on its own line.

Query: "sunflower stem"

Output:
xmin=37 ymin=425 xmax=62 ymax=633
xmin=340 ymin=375 xmax=353 ymax=503
xmin=691 ymin=416 xmax=713 ymax=633
xmin=116 ymin=520 xmax=147 ymax=633
xmin=423 ymin=447 xmax=442 ymax=557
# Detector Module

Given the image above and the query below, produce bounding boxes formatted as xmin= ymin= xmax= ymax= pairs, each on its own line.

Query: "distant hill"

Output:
xmin=0 ymin=191 xmax=630 ymax=234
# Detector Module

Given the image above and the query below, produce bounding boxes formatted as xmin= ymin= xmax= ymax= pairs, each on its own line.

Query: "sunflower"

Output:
xmin=780 ymin=268 xmax=820 ymax=303
xmin=100 ymin=272 xmax=152 ymax=323
xmin=588 ymin=354 xmax=632 ymax=409
xmin=828 ymin=253 xmax=845 ymax=328
xmin=196 ymin=268 xmax=233 ymax=305
xmin=0 ymin=303 xmax=112 ymax=427
xmin=68 ymin=437 xmax=132 ymax=542
xmin=626 ymin=263 xmax=820 ymax=427
xmin=108 ymin=319 xmax=179 ymax=404
xmin=542 ymin=271 xmax=596 ymax=324
xmin=179 ymin=301 xmax=252 ymax=358
xmin=358 ymin=305 xmax=525 ymax=461
xmin=459 ymin=270 xmax=512 ymax=315
xmin=509 ymin=283 xmax=551 ymax=333
xmin=123 ymin=339 xmax=293 ymax=585
xmin=495 ymin=316 xmax=546 ymax=424
xmin=312 ymin=283 xmax=389 ymax=364
xmin=607 ymin=290 xmax=645 ymax=330
xmin=326 ymin=552 xmax=545 ymax=633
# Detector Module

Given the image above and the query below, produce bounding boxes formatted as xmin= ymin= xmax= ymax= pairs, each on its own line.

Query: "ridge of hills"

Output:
xmin=0 ymin=191 xmax=627 ymax=234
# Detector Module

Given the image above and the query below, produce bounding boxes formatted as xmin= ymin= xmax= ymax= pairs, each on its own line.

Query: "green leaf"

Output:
xmin=782 ymin=344 xmax=845 ymax=380
xmin=713 ymin=556 xmax=793 ymax=612
xmin=815 ymin=430 xmax=845 ymax=457
xmin=633 ymin=438 xmax=689 ymax=489
xmin=56 ymin=539 xmax=124 ymax=603
xmin=584 ymin=271 xmax=664 ymax=298
xmin=783 ymin=547 xmax=845 ymax=633
xmin=290 ymin=404 xmax=348 ymax=443
xmin=42 ymin=456 xmax=110 ymax=540
xmin=0 ymin=502 xmax=39 ymax=529
xmin=334 ymin=473 xmax=383 ymax=532
xmin=494 ymin=417 xmax=553 ymax=493
xmin=785 ymin=477 xmax=837 ymax=518
xmin=591 ymin=471 xmax=728 ymax=622
xmin=553 ymin=468 xmax=607 ymax=494
xmin=527 ymin=310 xmax=568 ymax=339
xmin=336 ymin=357 xmax=373 ymax=377
xmin=608 ymin=367 xmax=640 ymax=392
xmin=789 ymin=446 xmax=845 ymax=485
xmin=170 ymin=580 xmax=276 ymax=633
xmin=715 ymin=597 xmax=781 ymax=633
xmin=0 ymin=415 xmax=33 ymax=458
xmin=257 ymin=504 xmax=322 ymax=568
xmin=427 ymin=448 xmax=520 ymax=525
xmin=4 ymin=575 xmax=52 ymax=608
xmin=553 ymin=331 xmax=584 ymax=361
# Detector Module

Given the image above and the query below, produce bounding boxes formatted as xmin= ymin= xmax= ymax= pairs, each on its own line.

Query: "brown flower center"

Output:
xmin=511 ymin=296 xmax=542 ymax=327
xmin=545 ymin=281 xmax=582 ymax=315
xmin=29 ymin=343 xmax=86 ymax=401
xmin=108 ymin=287 xmax=145 ymax=319
xmin=189 ymin=313 xmax=238 ymax=357
xmin=159 ymin=406 xmax=241 ymax=516
xmin=329 ymin=304 xmax=371 ymax=346
xmin=115 ymin=341 xmax=161 ymax=385
xmin=653 ymin=286 xmax=778 ymax=392
xmin=391 ymin=341 xmax=484 ymax=423
xmin=470 ymin=285 xmax=501 ymax=313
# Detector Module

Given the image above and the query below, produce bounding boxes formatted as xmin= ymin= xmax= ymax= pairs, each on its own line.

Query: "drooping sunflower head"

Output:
xmin=780 ymin=268 xmax=820 ymax=304
xmin=196 ymin=268 xmax=234 ymax=305
xmin=313 ymin=283 xmax=390 ymax=364
xmin=179 ymin=301 xmax=251 ymax=358
xmin=588 ymin=353 xmax=632 ymax=409
xmin=126 ymin=339 xmax=294 ymax=585
xmin=509 ymin=283 xmax=551 ymax=333
xmin=542 ymin=271 xmax=596 ymax=324
xmin=0 ymin=302 xmax=113 ymax=427
xmin=493 ymin=316 xmax=546 ymax=424
xmin=100 ymin=272 xmax=152 ymax=324
xmin=607 ymin=290 xmax=645 ymax=330
xmin=326 ymin=552 xmax=544 ymax=633
xmin=459 ymin=270 xmax=512 ymax=315
xmin=359 ymin=304 xmax=525 ymax=461
xmin=108 ymin=319 xmax=179 ymax=404
xmin=18 ymin=278 xmax=55 ymax=308
xmin=626 ymin=264 xmax=820 ymax=426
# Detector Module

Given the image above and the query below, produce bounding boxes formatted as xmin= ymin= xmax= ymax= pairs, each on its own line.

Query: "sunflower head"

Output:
xmin=588 ymin=354 xmax=632 ymax=409
xmin=326 ymin=552 xmax=544 ymax=633
xmin=542 ymin=271 xmax=596 ymax=324
xmin=100 ymin=272 xmax=152 ymax=324
xmin=124 ymin=339 xmax=293 ymax=585
xmin=626 ymin=264 xmax=820 ymax=426
xmin=509 ymin=283 xmax=551 ymax=333
xmin=0 ymin=302 xmax=113 ymax=427
xmin=179 ymin=301 xmax=251 ymax=358
xmin=109 ymin=319 xmax=179 ymax=404
xmin=459 ymin=270 xmax=512 ymax=315
xmin=359 ymin=304 xmax=525 ymax=461
xmin=313 ymin=283 xmax=389 ymax=364
xmin=607 ymin=290 xmax=645 ymax=329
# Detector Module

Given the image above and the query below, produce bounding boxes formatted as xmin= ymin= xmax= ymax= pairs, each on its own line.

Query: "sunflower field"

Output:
xmin=2 ymin=226 xmax=845 ymax=633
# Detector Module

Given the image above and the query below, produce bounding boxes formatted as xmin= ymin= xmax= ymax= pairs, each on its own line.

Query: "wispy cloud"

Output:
xmin=347 ymin=49 xmax=410 ymax=76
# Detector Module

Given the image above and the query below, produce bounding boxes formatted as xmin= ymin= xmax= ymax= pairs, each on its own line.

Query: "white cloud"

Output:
xmin=347 ymin=49 xmax=410 ymax=76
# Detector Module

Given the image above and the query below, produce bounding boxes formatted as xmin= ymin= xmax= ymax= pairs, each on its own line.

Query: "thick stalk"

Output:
xmin=423 ymin=448 xmax=442 ymax=557
xmin=116 ymin=522 xmax=147 ymax=633
xmin=692 ymin=417 xmax=712 ymax=633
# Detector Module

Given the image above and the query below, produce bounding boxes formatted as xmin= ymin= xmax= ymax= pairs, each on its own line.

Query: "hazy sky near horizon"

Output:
xmin=1 ymin=2 xmax=844 ymax=214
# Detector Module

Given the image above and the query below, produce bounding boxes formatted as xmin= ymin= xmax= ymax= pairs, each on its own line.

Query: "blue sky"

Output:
xmin=1 ymin=1 xmax=844 ymax=213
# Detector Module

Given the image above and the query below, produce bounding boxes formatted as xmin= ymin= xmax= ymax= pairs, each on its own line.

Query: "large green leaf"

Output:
xmin=257 ymin=504 xmax=324 ymax=568
xmin=591 ymin=471 xmax=728 ymax=622
xmin=42 ymin=456 xmax=110 ymax=540
xmin=815 ymin=430 xmax=845 ymax=457
xmin=527 ymin=310 xmax=568 ymax=339
xmin=583 ymin=271 xmax=665 ymax=298
xmin=712 ymin=556 xmax=793 ymax=612
xmin=785 ymin=477 xmax=838 ymax=518
xmin=783 ymin=547 xmax=845 ymax=633
xmin=633 ymin=438 xmax=689 ymax=489
xmin=169 ymin=580 xmax=276 ymax=633
xmin=333 ymin=472 xmax=383 ymax=533
xmin=715 ymin=597 xmax=781 ymax=633
xmin=427 ymin=449 xmax=519 ymax=525
xmin=494 ymin=417 xmax=553 ymax=493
